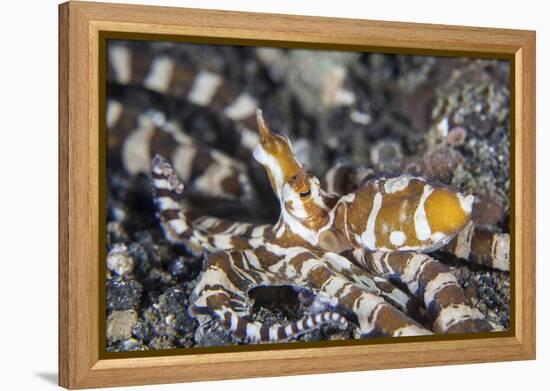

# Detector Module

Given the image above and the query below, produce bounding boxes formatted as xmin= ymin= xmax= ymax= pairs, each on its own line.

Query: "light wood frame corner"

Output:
xmin=59 ymin=1 xmax=536 ymax=389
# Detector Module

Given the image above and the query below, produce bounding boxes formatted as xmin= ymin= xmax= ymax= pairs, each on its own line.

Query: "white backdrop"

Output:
xmin=0 ymin=0 xmax=545 ymax=389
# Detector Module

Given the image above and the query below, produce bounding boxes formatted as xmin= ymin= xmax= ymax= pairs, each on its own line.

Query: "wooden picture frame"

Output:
xmin=59 ymin=1 xmax=536 ymax=388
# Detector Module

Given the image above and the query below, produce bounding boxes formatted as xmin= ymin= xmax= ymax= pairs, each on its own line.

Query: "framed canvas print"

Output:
xmin=58 ymin=1 xmax=536 ymax=389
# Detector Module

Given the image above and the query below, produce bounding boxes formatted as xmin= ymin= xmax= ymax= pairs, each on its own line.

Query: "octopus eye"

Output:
xmin=299 ymin=190 xmax=311 ymax=198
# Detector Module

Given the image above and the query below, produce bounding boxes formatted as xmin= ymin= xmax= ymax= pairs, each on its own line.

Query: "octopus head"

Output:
xmin=413 ymin=185 xmax=475 ymax=250
xmin=425 ymin=188 xmax=474 ymax=238
xmin=281 ymin=167 xmax=331 ymax=237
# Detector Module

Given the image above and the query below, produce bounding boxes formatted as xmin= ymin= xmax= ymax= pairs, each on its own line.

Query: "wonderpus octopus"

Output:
xmin=106 ymin=41 xmax=510 ymax=344
xmin=150 ymin=110 xmax=509 ymax=343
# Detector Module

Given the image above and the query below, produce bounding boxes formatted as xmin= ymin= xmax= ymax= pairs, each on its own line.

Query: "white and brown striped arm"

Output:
xmin=109 ymin=99 xmax=254 ymax=203
xmin=321 ymin=252 xmax=425 ymax=323
xmin=151 ymin=155 xmax=268 ymax=254
xmin=191 ymin=244 xmax=432 ymax=341
xmin=352 ymin=249 xmax=492 ymax=334
xmin=190 ymin=250 xmax=348 ymax=343
xmin=108 ymin=43 xmax=260 ymax=159
xmin=292 ymin=253 xmax=432 ymax=337
xmin=442 ymin=221 xmax=510 ymax=271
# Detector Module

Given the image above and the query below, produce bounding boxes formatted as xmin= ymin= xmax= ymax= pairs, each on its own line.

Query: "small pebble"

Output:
xmin=107 ymin=244 xmax=134 ymax=276
xmin=370 ymin=140 xmax=403 ymax=173
xmin=447 ymin=126 xmax=467 ymax=146
xmin=119 ymin=338 xmax=147 ymax=351
xmin=194 ymin=323 xmax=233 ymax=347
xmin=107 ymin=310 xmax=138 ymax=342
xmin=472 ymin=194 xmax=505 ymax=226
xmin=106 ymin=278 xmax=143 ymax=311
xmin=436 ymin=117 xmax=449 ymax=137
